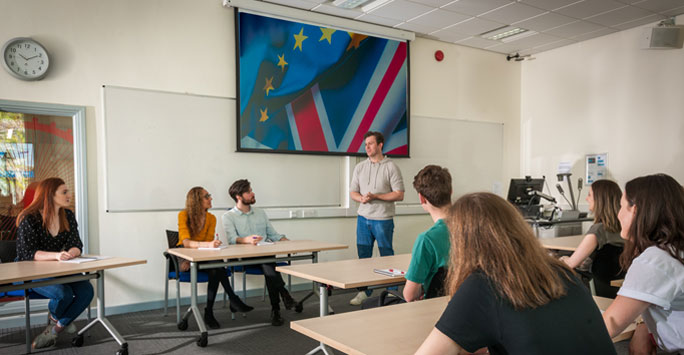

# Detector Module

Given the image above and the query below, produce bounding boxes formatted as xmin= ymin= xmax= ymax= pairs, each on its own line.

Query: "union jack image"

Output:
xmin=237 ymin=12 xmax=409 ymax=156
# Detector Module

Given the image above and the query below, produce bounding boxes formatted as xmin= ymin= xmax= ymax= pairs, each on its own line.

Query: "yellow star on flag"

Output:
xmin=263 ymin=76 xmax=274 ymax=96
xmin=277 ymin=54 xmax=288 ymax=72
xmin=293 ymin=28 xmax=308 ymax=51
xmin=346 ymin=32 xmax=368 ymax=51
xmin=319 ymin=28 xmax=336 ymax=44
xmin=259 ymin=108 xmax=269 ymax=122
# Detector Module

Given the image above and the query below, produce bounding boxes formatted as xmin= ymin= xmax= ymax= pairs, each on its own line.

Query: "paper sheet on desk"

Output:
xmin=373 ymin=268 xmax=406 ymax=277
xmin=257 ymin=241 xmax=274 ymax=246
xmin=198 ymin=245 xmax=229 ymax=250
xmin=60 ymin=257 xmax=97 ymax=264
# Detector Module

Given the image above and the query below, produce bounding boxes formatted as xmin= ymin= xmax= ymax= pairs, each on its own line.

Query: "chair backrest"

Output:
xmin=0 ymin=240 xmax=17 ymax=263
xmin=425 ymin=267 xmax=447 ymax=299
xmin=591 ymin=244 xmax=625 ymax=281
xmin=166 ymin=230 xmax=179 ymax=249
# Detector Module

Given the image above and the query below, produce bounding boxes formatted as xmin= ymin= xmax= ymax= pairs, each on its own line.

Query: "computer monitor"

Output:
xmin=507 ymin=178 xmax=544 ymax=206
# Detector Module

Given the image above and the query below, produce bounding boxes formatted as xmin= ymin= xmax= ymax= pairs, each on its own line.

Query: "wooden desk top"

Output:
xmin=292 ymin=295 xmax=634 ymax=355
xmin=611 ymin=279 xmax=624 ymax=287
xmin=0 ymin=257 xmax=146 ymax=284
xmin=276 ymin=254 xmax=411 ymax=289
xmin=539 ymin=234 xmax=584 ymax=251
xmin=166 ymin=240 xmax=347 ymax=262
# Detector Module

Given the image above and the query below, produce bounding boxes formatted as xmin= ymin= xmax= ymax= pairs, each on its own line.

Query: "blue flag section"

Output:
xmin=237 ymin=11 xmax=409 ymax=156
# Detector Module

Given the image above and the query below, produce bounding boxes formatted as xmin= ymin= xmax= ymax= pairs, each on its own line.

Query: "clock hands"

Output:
xmin=18 ymin=53 xmax=28 ymax=60
xmin=26 ymin=55 xmax=39 ymax=60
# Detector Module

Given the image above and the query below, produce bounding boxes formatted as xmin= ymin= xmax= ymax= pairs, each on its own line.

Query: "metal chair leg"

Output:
xmin=176 ymin=278 xmax=181 ymax=324
xmin=164 ymin=260 xmax=170 ymax=316
xmin=263 ymin=279 xmax=267 ymax=301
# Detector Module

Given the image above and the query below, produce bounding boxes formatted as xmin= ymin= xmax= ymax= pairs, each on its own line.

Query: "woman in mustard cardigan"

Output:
xmin=178 ymin=186 xmax=252 ymax=329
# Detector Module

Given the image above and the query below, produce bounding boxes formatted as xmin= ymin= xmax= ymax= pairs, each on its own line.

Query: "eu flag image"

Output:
xmin=237 ymin=11 xmax=409 ymax=156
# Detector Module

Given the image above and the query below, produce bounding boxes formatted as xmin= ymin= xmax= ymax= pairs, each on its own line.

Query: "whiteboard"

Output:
xmin=393 ymin=116 xmax=503 ymax=206
xmin=103 ymin=86 xmax=343 ymax=212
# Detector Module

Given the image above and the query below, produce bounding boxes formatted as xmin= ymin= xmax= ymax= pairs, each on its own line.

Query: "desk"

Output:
xmin=277 ymin=254 xmax=411 ymax=355
xmin=292 ymin=295 xmax=635 ymax=355
xmin=539 ymin=234 xmax=584 ymax=251
xmin=611 ymin=279 xmax=624 ymax=287
xmin=166 ymin=240 xmax=347 ymax=348
xmin=0 ymin=257 xmax=146 ymax=354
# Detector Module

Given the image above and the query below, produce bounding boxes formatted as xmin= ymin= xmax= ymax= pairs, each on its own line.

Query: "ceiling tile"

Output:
xmin=455 ymin=36 xmax=502 ymax=48
xmin=505 ymin=32 xmax=564 ymax=48
xmin=409 ymin=9 xmax=471 ymax=27
xmin=519 ymin=0 xmax=583 ymax=11
xmin=585 ymin=5 xmax=653 ymax=26
xmin=441 ymin=0 xmax=514 ymax=17
xmin=367 ymin=0 xmax=434 ymax=21
xmin=611 ymin=13 xmax=663 ymax=29
xmin=555 ymin=0 xmax=627 ymax=19
xmin=313 ymin=4 xmax=363 ymax=18
xmin=409 ymin=0 xmax=454 ymax=8
xmin=355 ymin=13 xmax=405 ymax=26
xmin=632 ymin=0 xmax=684 ymax=13
xmin=526 ymin=38 xmax=576 ymax=53
xmin=396 ymin=21 xmax=442 ymax=32
xmin=545 ymin=20 xmax=605 ymax=37
xmin=571 ymin=26 xmax=618 ymax=40
xmin=439 ymin=17 xmax=505 ymax=35
xmin=513 ymin=11 xmax=577 ymax=31
xmin=264 ymin=0 xmax=318 ymax=9
xmin=486 ymin=42 xmax=530 ymax=54
xmin=431 ymin=30 xmax=472 ymax=42
xmin=661 ymin=5 xmax=684 ymax=16
xmin=479 ymin=2 xmax=548 ymax=23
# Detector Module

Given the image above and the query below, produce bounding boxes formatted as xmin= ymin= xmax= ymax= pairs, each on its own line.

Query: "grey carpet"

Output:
xmin=0 ymin=289 xmax=632 ymax=355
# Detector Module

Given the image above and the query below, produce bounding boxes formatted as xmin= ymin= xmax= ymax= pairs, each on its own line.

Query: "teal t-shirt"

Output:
xmin=405 ymin=219 xmax=450 ymax=295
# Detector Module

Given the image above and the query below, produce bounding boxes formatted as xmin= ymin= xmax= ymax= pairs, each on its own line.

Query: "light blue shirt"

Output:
xmin=222 ymin=206 xmax=285 ymax=244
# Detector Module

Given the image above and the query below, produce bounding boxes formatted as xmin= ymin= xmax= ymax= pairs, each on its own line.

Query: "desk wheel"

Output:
xmin=295 ymin=302 xmax=303 ymax=313
xmin=177 ymin=319 xmax=188 ymax=331
xmin=196 ymin=332 xmax=208 ymax=347
xmin=116 ymin=343 xmax=128 ymax=355
xmin=71 ymin=334 xmax=84 ymax=347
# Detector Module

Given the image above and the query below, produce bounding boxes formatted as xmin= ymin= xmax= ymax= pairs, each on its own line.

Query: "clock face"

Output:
xmin=2 ymin=38 xmax=50 ymax=81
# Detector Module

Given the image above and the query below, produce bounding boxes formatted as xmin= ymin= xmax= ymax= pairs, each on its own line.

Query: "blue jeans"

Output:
xmin=357 ymin=216 xmax=395 ymax=296
xmin=32 ymin=280 xmax=93 ymax=327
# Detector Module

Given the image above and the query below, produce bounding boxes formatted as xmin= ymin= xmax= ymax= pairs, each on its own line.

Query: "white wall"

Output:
xmin=521 ymin=17 xmax=684 ymax=210
xmin=0 ymin=0 xmax=520 ymax=309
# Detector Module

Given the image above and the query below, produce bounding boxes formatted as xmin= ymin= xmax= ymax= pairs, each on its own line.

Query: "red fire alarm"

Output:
xmin=434 ymin=50 xmax=444 ymax=62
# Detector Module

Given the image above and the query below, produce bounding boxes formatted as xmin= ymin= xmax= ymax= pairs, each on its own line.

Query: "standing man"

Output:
xmin=222 ymin=179 xmax=297 ymax=326
xmin=349 ymin=131 xmax=404 ymax=306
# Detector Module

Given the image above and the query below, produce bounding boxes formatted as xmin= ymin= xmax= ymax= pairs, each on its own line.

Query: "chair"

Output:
xmin=375 ymin=267 xmax=447 ymax=307
xmin=163 ymin=230 xmax=225 ymax=326
xmin=233 ymin=262 xmax=291 ymax=302
xmin=590 ymin=244 xmax=625 ymax=298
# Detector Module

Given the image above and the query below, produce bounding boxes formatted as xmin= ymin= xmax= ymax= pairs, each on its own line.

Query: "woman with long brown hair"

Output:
xmin=415 ymin=192 xmax=615 ymax=355
xmin=560 ymin=179 xmax=624 ymax=297
xmin=15 ymin=178 xmax=94 ymax=350
xmin=178 ymin=186 xmax=252 ymax=329
xmin=602 ymin=174 xmax=684 ymax=354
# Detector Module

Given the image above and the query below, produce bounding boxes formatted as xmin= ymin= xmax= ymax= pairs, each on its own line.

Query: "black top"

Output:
xmin=435 ymin=270 xmax=616 ymax=355
xmin=16 ymin=209 xmax=82 ymax=261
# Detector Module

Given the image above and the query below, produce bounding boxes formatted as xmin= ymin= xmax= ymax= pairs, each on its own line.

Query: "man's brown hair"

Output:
xmin=363 ymin=131 xmax=384 ymax=146
xmin=413 ymin=165 xmax=452 ymax=207
xmin=229 ymin=179 xmax=251 ymax=203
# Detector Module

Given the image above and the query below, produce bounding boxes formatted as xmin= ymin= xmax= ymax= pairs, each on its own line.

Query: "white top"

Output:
xmin=618 ymin=246 xmax=684 ymax=353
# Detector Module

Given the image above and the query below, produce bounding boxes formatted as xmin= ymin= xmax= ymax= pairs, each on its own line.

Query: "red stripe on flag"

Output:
xmin=347 ymin=42 xmax=407 ymax=153
xmin=292 ymin=90 xmax=328 ymax=151
xmin=385 ymin=145 xmax=408 ymax=156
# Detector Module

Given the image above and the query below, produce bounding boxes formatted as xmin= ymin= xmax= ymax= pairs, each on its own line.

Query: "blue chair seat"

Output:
xmin=168 ymin=271 xmax=210 ymax=283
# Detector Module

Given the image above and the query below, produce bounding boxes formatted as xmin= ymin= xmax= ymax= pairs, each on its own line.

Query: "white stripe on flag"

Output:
xmin=286 ymin=104 xmax=303 ymax=151
xmin=311 ymin=84 xmax=338 ymax=151
xmin=337 ymin=40 xmax=400 ymax=153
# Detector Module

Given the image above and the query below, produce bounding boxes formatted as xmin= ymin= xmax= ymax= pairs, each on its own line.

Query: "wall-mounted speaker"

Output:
xmin=641 ymin=27 xmax=683 ymax=49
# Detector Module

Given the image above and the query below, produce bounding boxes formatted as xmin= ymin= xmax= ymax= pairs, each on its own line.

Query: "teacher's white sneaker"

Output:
xmin=349 ymin=291 xmax=368 ymax=306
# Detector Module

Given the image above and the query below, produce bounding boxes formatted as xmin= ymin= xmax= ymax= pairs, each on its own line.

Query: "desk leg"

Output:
xmin=304 ymin=283 xmax=333 ymax=355
xmin=190 ymin=262 xmax=208 ymax=347
xmin=76 ymin=270 xmax=129 ymax=355
xmin=24 ymin=289 xmax=31 ymax=354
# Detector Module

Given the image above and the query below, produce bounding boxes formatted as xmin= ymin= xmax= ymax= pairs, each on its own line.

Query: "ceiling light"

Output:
xmin=332 ymin=0 xmax=371 ymax=9
xmin=481 ymin=26 xmax=536 ymax=42
xmin=361 ymin=0 xmax=393 ymax=12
